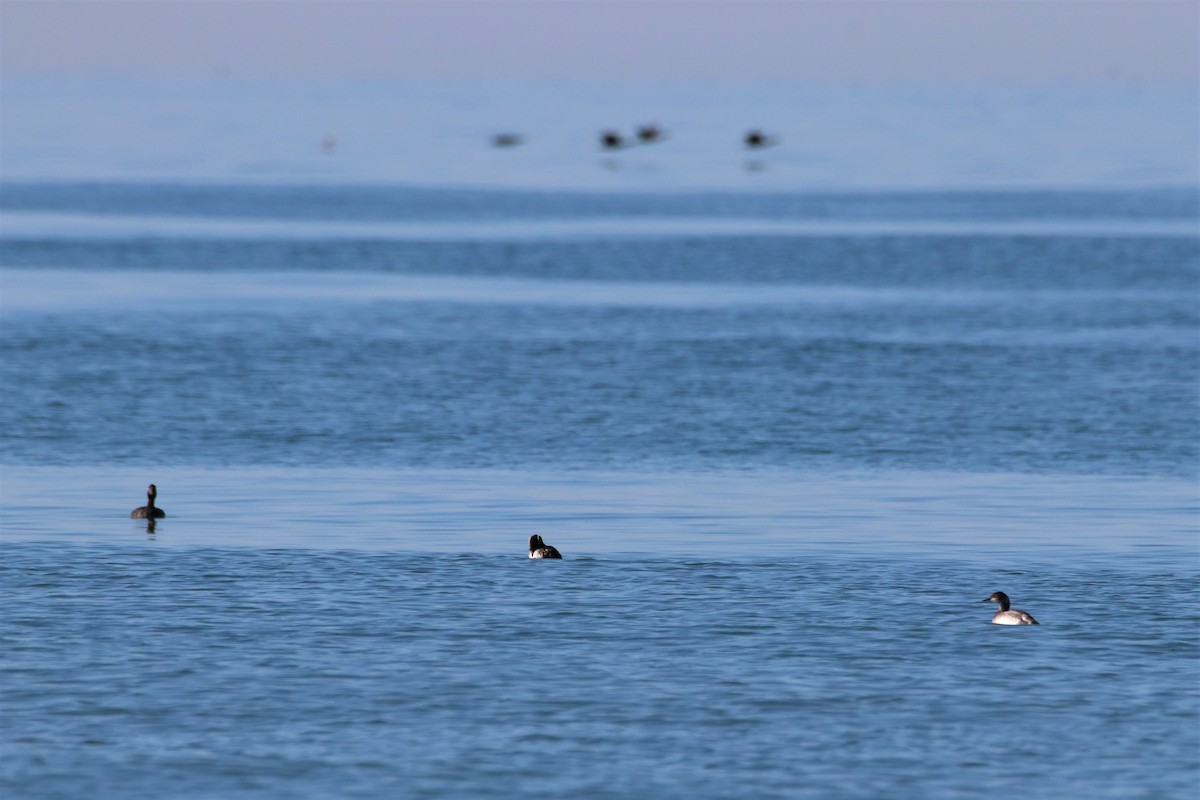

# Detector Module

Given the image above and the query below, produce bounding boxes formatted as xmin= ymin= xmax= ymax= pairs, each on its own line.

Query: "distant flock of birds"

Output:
xmin=489 ymin=124 xmax=780 ymax=151
xmin=318 ymin=126 xmax=778 ymax=156
xmin=129 ymin=483 xmax=1038 ymax=625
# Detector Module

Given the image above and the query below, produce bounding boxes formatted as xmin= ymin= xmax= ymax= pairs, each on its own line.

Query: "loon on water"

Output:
xmin=984 ymin=591 xmax=1039 ymax=625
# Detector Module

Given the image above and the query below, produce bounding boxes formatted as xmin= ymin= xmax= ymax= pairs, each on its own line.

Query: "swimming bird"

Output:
xmin=744 ymin=129 xmax=778 ymax=149
xmin=131 ymin=484 xmax=166 ymax=519
xmin=984 ymin=591 xmax=1038 ymax=625
xmin=600 ymin=130 xmax=629 ymax=150
xmin=528 ymin=534 xmax=562 ymax=559
xmin=491 ymin=132 xmax=524 ymax=148
xmin=636 ymin=123 xmax=666 ymax=144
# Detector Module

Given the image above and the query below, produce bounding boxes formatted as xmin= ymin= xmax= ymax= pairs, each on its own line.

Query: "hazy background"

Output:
xmin=2 ymin=0 xmax=1197 ymax=85
xmin=1 ymin=1 xmax=1197 ymax=189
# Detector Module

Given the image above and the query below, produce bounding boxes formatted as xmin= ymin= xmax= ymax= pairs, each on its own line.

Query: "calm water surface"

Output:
xmin=1 ymin=175 xmax=1197 ymax=798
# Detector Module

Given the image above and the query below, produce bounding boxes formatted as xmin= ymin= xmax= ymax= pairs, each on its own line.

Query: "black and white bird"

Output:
xmin=528 ymin=534 xmax=562 ymax=559
xmin=983 ymin=591 xmax=1039 ymax=625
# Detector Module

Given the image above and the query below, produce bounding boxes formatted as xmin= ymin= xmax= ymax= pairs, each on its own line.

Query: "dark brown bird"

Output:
xmin=491 ymin=133 xmax=524 ymax=148
xmin=744 ymin=129 xmax=779 ymax=149
xmin=636 ymin=124 xmax=666 ymax=144
xmin=131 ymin=484 xmax=166 ymax=519
xmin=600 ymin=130 xmax=628 ymax=150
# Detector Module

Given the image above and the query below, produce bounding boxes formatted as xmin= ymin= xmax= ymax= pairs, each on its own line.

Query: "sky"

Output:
xmin=1 ymin=0 xmax=1196 ymax=86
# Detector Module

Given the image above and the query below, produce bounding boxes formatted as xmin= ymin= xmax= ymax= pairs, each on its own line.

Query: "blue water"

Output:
xmin=3 ymin=542 xmax=1197 ymax=800
xmin=1 ymin=79 xmax=1199 ymax=799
